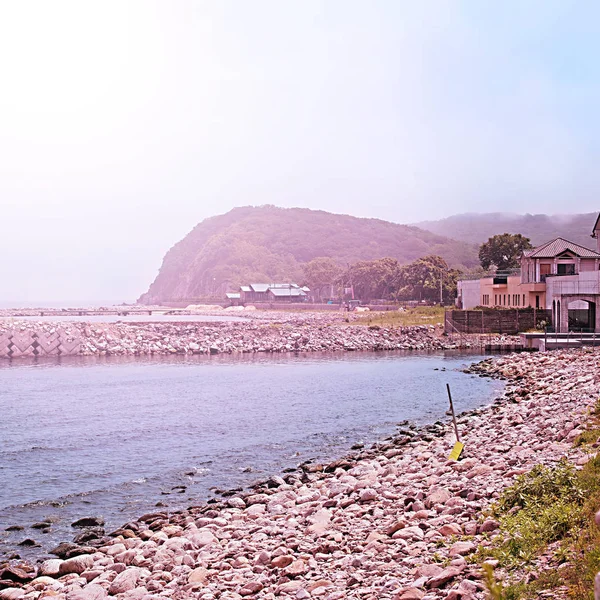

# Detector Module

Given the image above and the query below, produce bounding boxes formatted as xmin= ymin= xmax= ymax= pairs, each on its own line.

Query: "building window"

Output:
xmin=523 ymin=294 xmax=525 ymax=307
xmin=557 ymin=263 xmax=575 ymax=276
xmin=535 ymin=295 xmax=540 ymax=309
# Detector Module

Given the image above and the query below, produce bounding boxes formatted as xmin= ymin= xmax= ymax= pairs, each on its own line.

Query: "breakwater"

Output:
xmin=0 ymin=320 xmax=449 ymax=358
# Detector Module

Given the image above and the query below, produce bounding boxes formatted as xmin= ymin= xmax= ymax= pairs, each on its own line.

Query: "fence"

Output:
xmin=0 ymin=329 xmax=81 ymax=359
xmin=444 ymin=309 xmax=552 ymax=335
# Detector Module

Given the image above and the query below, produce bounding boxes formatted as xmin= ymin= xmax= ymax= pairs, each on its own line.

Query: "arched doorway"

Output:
xmin=568 ymin=299 xmax=596 ymax=332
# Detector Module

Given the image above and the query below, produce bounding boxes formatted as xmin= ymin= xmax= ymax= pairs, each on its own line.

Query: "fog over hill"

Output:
xmin=415 ymin=212 xmax=599 ymax=248
xmin=139 ymin=206 xmax=478 ymax=303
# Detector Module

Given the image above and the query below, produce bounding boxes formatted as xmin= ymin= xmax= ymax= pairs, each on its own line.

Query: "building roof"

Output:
xmin=250 ymin=284 xmax=270 ymax=292
xmin=269 ymin=283 xmax=300 ymax=289
xmin=240 ymin=286 xmax=252 ymax=293
xmin=592 ymin=212 xmax=600 ymax=237
xmin=523 ymin=237 xmax=600 ymax=259
xmin=269 ymin=288 xmax=307 ymax=297
xmin=226 ymin=293 xmax=241 ymax=299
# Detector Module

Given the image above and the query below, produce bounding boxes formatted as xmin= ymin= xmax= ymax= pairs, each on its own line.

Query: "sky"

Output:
xmin=2 ymin=0 xmax=600 ymax=303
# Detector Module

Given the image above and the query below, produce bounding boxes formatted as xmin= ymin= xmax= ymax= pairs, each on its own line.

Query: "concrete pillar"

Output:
xmin=595 ymin=300 xmax=600 ymax=333
xmin=560 ymin=297 xmax=569 ymax=333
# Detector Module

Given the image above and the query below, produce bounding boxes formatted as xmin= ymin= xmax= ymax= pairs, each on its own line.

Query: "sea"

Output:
xmin=0 ymin=350 xmax=503 ymax=559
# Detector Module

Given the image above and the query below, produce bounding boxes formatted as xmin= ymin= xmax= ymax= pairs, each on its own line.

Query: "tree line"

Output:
xmin=303 ymin=233 xmax=532 ymax=303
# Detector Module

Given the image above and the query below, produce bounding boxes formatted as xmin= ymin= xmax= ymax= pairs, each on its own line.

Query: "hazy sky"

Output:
xmin=2 ymin=1 xmax=600 ymax=303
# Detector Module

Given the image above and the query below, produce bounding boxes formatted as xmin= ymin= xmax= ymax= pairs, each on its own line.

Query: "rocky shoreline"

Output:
xmin=1 ymin=348 xmax=597 ymax=599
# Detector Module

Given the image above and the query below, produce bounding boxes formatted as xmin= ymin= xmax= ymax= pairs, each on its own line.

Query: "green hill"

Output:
xmin=139 ymin=206 xmax=479 ymax=303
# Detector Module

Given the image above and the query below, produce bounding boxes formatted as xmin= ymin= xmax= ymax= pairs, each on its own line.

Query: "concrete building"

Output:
xmin=457 ymin=214 xmax=600 ymax=332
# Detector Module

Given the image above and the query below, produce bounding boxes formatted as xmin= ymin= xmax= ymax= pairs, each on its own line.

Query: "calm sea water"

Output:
xmin=0 ymin=351 xmax=502 ymax=558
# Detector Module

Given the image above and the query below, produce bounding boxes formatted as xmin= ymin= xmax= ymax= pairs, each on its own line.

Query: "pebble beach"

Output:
xmin=1 ymin=347 xmax=597 ymax=599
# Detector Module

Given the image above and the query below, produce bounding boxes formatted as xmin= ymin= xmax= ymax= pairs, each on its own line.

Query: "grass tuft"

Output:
xmin=482 ymin=450 xmax=600 ymax=599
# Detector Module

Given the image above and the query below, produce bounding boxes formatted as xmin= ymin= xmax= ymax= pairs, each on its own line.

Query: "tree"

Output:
xmin=479 ymin=233 xmax=532 ymax=271
xmin=395 ymin=255 xmax=460 ymax=304
xmin=302 ymin=257 xmax=342 ymax=300
xmin=344 ymin=258 xmax=402 ymax=301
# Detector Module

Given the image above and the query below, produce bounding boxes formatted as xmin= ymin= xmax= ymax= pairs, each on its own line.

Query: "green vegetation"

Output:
xmin=481 ymin=402 xmax=600 ymax=598
xmin=351 ymin=306 xmax=446 ymax=328
xmin=139 ymin=205 xmax=478 ymax=302
xmin=343 ymin=255 xmax=460 ymax=303
xmin=490 ymin=461 xmax=586 ymax=566
xmin=302 ymin=257 xmax=342 ymax=300
xmin=478 ymin=233 xmax=532 ymax=271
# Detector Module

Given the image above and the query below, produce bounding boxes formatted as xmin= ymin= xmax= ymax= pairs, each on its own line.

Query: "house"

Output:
xmin=240 ymin=284 xmax=270 ymax=303
xmin=457 ymin=213 xmax=600 ymax=331
xmin=266 ymin=285 xmax=308 ymax=302
xmin=237 ymin=283 xmax=309 ymax=303
xmin=225 ymin=292 xmax=241 ymax=306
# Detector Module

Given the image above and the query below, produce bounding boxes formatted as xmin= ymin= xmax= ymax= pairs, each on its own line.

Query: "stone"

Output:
xmin=59 ymin=555 xmax=94 ymax=575
xmin=415 ymin=564 xmax=443 ymax=578
xmin=385 ymin=520 xmax=407 ymax=536
xmin=438 ymin=523 xmax=462 ymax=536
xmin=277 ymin=581 xmax=304 ymax=594
xmin=188 ymin=567 xmax=209 ymax=584
xmin=50 ymin=542 xmax=81 ymax=558
xmin=359 ymin=488 xmax=378 ymax=502
xmin=480 ymin=519 xmax=500 ymax=533
xmin=0 ymin=566 xmax=34 ymax=584
xmin=239 ymin=581 xmax=263 ymax=595
xmin=189 ymin=529 xmax=218 ymax=548
xmin=393 ymin=526 xmax=424 ymax=541
xmin=307 ymin=580 xmax=334 ymax=592
xmin=449 ymin=541 xmax=476 ymax=556
xmin=39 ymin=559 xmax=64 ymax=577
xmin=71 ymin=517 xmax=105 ymax=528
xmin=425 ymin=488 xmax=451 ymax=508
xmin=66 ymin=583 xmax=108 ymax=600
xmin=285 ymin=559 xmax=307 ymax=577
xmin=271 ymin=555 xmax=294 ymax=569
xmin=395 ymin=589 xmax=425 ymax=600
xmin=0 ymin=589 xmax=24 ymax=600
xmin=228 ymin=497 xmax=246 ymax=509
xmin=427 ymin=566 xmax=463 ymax=588
xmin=108 ymin=567 xmax=140 ymax=595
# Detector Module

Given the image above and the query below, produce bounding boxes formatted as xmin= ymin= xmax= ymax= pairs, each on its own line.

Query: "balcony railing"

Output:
xmin=541 ymin=272 xmax=578 ymax=282
xmin=548 ymin=280 xmax=600 ymax=295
